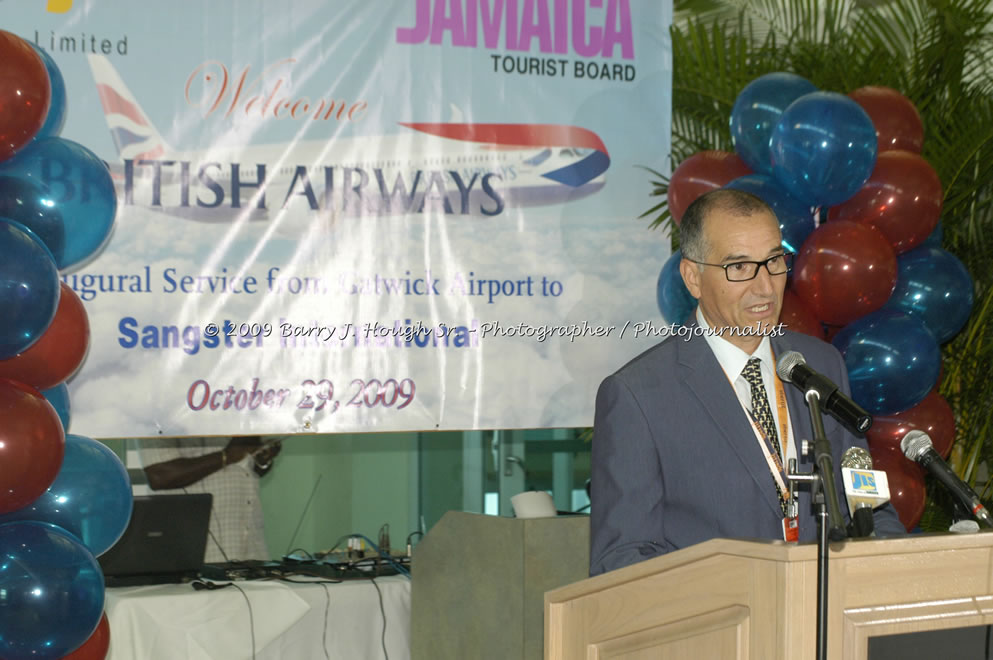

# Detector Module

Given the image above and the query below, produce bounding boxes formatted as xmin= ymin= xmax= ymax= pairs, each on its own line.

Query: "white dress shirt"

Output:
xmin=695 ymin=308 xmax=796 ymax=469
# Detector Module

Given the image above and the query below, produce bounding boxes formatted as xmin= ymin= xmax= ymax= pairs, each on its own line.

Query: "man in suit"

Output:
xmin=590 ymin=188 xmax=904 ymax=576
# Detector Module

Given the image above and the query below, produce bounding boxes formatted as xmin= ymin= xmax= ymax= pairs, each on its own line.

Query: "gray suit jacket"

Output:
xmin=590 ymin=327 xmax=905 ymax=576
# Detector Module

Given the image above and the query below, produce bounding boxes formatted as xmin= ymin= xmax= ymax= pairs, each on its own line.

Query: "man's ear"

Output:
xmin=679 ymin=257 xmax=702 ymax=300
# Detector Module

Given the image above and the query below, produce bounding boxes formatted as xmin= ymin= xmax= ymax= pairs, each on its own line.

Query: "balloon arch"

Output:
xmin=1 ymin=30 xmax=125 ymax=659
xmin=657 ymin=73 xmax=973 ymax=532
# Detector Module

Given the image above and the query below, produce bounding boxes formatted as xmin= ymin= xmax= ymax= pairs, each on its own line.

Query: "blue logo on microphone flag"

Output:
xmin=850 ymin=471 xmax=879 ymax=493
xmin=1 ymin=0 xmax=673 ymax=436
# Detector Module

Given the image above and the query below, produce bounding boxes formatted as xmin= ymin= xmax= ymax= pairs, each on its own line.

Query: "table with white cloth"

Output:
xmin=104 ymin=575 xmax=411 ymax=660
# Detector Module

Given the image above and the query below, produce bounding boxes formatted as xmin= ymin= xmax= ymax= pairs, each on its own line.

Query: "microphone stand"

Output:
xmin=787 ymin=389 xmax=848 ymax=660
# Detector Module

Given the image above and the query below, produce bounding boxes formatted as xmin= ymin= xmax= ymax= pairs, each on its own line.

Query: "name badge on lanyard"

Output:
xmin=773 ymin=372 xmax=799 ymax=542
xmin=745 ymin=356 xmax=798 ymax=543
xmin=783 ymin=515 xmax=799 ymax=543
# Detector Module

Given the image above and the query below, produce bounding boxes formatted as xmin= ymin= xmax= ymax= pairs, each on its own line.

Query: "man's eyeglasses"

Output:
xmin=685 ymin=252 xmax=794 ymax=282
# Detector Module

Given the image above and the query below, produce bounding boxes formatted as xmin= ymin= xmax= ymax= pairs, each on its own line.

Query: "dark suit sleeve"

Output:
xmin=827 ymin=343 xmax=907 ymax=537
xmin=590 ymin=373 xmax=672 ymax=576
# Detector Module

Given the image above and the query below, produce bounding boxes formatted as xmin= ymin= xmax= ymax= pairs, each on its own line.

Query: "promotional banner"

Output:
xmin=1 ymin=0 xmax=672 ymax=437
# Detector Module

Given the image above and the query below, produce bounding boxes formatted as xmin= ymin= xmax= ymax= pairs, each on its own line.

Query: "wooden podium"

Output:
xmin=545 ymin=532 xmax=993 ymax=660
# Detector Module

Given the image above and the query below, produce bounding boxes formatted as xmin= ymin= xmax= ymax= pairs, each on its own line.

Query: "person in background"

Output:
xmin=140 ymin=435 xmax=282 ymax=563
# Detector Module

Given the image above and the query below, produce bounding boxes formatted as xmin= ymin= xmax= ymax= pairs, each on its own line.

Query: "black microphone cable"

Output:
xmin=320 ymin=582 xmax=332 ymax=660
xmin=229 ymin=582 xmax=257 ymax=660
xmin=370 ymin=577 xmax=389 ymax=660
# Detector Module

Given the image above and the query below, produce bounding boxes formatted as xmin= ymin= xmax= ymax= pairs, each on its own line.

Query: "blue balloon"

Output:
xmin=0 ymin=176 xmax=66 ymax=264
xmin=832 ymin=309 xmax=940 ymax=415
xmin=0 ymin=521 xmax=105 ymax=660
xmin=922 ymin=221 xmax=943 ymax=248
xmin=0 ymin=137 xmax=117 ymax=270
xmin=0 ymin=218 xmax=60 ymax=358
xmin=657 ymin=250 xmax=697 ymax=325
xmin=0 ymin=434 xmax=132 ymax=557
xmin=724 ymin=174 xmax=817 ymax=253
xmin=886 ymin=246 xmax=974 ymax=344
xmin=41 ymin=383 xmax=71 ymax=431
xmin=770 ymin=91 xmax=878 ymax=207
xmin=730 ymin=72 xmax=818 ymax=174
xmin=29 ymin=44 xmax=67 ymax=140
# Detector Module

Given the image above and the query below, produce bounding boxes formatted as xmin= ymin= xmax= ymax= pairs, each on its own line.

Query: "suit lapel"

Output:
xmin=677 ymin=331 xmax=785 ymax=520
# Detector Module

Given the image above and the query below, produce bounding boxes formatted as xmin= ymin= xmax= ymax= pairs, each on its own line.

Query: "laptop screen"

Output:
xmin=99 ymin=493 xmax=213 ymax=587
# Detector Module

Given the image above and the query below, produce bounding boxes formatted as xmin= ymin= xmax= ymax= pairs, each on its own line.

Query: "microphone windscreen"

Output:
xmin=776 ymin=350 xmax=805 ymax=383
xmin=900 ymin=430 xmax=933 ymax=461
xmin=840 ymin=446 xmax=873 ymax=470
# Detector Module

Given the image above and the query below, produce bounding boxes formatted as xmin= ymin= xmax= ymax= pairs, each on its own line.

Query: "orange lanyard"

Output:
xmin=736 ymin=355 xmax=793 ymax=504
xmin=747 ymin=375 xmax=792 ymax=497
xmin=765 ymin=374 xmax=791 ymax=465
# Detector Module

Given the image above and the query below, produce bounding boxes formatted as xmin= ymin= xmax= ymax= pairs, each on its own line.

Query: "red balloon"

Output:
xmin=849 ymin=86 xmax=924 ymax=154
xmin=0 ymin=30 xmax=52 ymax=161
xmin=867 ymin=389 xmax=956 ymax=459
xmin=870 ymin=445 xmax=926 ymax=531
xmin=0 ymin=282 xmax=90 ymax=389
xmin=827 ymin=151 xmax=942 ymax=254
xmin=0 ymin=378 xmax=65 ymax=514
xmin=62 ymin=612 xmax=110 ymax=660
xmin=792 ymin=221 xmax=898 ymax=326
xmin=779 ymin=289 xmax=822 ymax=338
xmin=668 ymin=150 xmax=752 ymax=224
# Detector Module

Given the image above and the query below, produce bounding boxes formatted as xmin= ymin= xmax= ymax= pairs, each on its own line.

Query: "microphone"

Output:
xmin=840 ymin=446 xmax=873 ymax=470
xmin=901 ymin=430 xmax=993 ymax=528
xmin=840 ymin=447 xmax=890 ymax=538
xmin=776 ymin=351 xmax=872 ymax=435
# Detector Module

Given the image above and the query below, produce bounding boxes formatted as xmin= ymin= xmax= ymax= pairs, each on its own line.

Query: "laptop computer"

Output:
xmin=99 ymin=493 xmax=213 ymax=587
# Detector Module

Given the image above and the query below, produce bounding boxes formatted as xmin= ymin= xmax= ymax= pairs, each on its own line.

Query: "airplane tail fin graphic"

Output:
xmin=87 ymin=54 xmax=170 ymax=161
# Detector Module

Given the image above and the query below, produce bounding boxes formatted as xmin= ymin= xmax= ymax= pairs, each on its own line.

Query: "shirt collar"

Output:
xmin=695 ymin=307 xmax=773 ymax=381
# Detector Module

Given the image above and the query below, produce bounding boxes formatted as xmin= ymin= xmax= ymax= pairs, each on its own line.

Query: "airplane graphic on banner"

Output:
xmin=87 ymin=54 xmax=610 ymax=224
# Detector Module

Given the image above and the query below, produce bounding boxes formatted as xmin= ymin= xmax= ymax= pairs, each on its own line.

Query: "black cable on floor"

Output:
xmin=320 ymin=583 xmax=332 ymax=660
xmin=370 ymin=577 xmax=389 ymax=660
xmin=230 ymin=583 xmax=256 ymax=660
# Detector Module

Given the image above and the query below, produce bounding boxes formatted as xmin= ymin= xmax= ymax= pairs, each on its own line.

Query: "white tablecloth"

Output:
xmin=105 ymin=576 xmax=411 ymax=660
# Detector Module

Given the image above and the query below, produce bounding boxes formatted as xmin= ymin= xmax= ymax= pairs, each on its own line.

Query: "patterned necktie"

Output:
xmin=741 ymin=357 xmax=783 ymax=460
xmin=742 ymin=357 xmax=789 ymax=516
